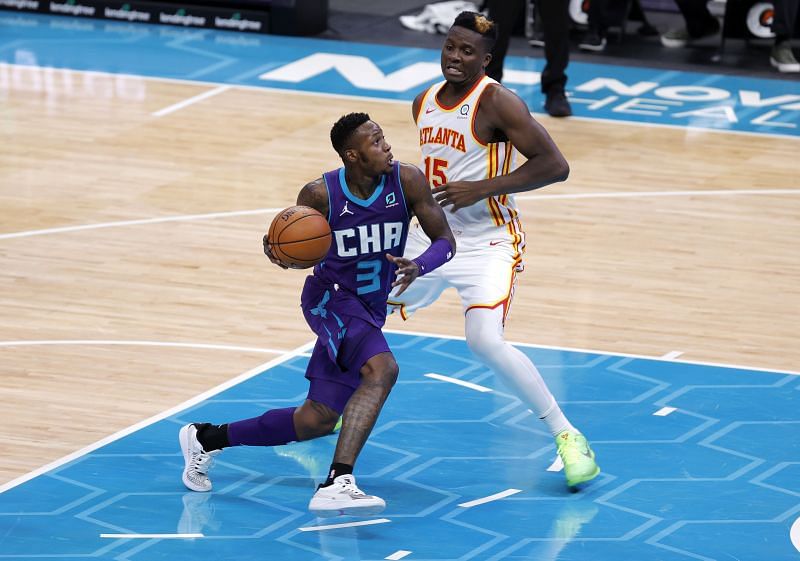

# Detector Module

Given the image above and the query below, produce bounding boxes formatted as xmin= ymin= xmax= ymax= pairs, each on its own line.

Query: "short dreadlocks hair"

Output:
xmin=330 ymin=112 xmax=371 ymax=156
xmin=451 ymin=11 xmax=498 ymax=51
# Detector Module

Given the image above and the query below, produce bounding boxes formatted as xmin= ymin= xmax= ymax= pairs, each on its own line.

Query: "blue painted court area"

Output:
xmin=1 ymin=332 xmax=798 ymax=560
xmin=1 ymin=12 xmax=799 ymax=137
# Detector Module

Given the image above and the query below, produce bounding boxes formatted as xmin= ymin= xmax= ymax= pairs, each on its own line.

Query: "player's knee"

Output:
xmin=361 ymin=353 xmax=399 ymax=392
xmin=465 ymin=326 xmax=503 ymax=361
xmin=295 ymin=400 xmax=340 ymax=440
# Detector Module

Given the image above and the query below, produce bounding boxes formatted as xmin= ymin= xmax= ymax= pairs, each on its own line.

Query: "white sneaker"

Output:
xmin=179 ymin=424 xmax=221 ymax=492
xmin=308 ymin=474 xmax=386 ymax=517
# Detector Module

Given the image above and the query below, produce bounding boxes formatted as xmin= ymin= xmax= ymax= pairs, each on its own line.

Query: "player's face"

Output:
xmin=353 ymin=121 xmax=394 ymax=175
xmin=441 ymin=26 xmax=491 ymax=85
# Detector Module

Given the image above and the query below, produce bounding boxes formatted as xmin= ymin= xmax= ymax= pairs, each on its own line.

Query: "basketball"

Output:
xmin=268 ymin=205 xmax=332 ymax=269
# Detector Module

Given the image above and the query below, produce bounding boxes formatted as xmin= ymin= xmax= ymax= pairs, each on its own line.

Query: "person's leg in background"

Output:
xmin=486 ymin=0 xmax=525 ymax=83
xmin=770 ymin=0 xmax=800 ymax=72
xmin=580 ymin=0 xmax=610 ymax=52
xmin=538 ymin=0 xmax=572 ymax=117
xmin=661 ymin=0 xmax=720 ymax=47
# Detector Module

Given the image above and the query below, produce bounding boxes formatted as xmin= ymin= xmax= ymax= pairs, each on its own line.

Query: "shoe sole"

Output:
xmin=579 ymin=43 xmax=606 ymax=52
xmin=770 ymin=57 xmax=800 ymax=73
xmin=566 ymin=465 xmax=601 ymax=487
xmin=661 ymin=37 xmax=688 ymax=48
xmin=179 ymin=424 xmax=211 ymax=493
xmin=309 ymin=500 xmax=386 ymax=518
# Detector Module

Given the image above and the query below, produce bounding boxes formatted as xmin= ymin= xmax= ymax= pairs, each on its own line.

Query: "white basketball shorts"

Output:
xmin=387 ymin=222 xmax=523 ymax=322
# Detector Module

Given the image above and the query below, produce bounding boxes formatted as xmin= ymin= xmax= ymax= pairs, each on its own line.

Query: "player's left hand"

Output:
xmin=432 ymin=181 xmax=483 ymax=211
xmin=386 ymin=254 xmax=419 ymax=296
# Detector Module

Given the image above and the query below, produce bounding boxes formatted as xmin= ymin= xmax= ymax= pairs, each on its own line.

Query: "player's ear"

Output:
xmin=344 ymin=147 xmax=358 ymax=163
xmin=483 ymin=52 xmax=492 ymax=69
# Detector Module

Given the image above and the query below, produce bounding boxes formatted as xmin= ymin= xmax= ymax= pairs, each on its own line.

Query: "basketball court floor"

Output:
xmin=1 ymin=11 xmax=799 ymax=561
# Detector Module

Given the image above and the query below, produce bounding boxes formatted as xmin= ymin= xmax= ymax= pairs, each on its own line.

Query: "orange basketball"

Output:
xmin=268 ymin=205 xmax=332 ymax=269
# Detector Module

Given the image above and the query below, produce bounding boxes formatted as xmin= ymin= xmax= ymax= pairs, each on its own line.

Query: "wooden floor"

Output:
xmin=1 ymin=77 xmax=798 ymax=486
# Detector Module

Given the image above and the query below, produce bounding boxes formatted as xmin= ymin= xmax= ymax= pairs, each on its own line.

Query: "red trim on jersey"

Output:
xmin=414 ymin=84 xmax=437 ymax=125
xmin=434 ymin=75 xmax=486 ymax=111
xmin=469 ymin=78 xmax=498 ymax=147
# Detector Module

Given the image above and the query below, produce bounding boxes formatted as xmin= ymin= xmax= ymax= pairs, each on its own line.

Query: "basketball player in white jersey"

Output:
xmin=389 ymin=11 xmax=599 ymax=487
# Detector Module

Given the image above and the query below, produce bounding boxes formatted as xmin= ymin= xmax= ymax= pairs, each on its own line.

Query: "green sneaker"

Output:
xmin=332 ymin=416 xmax=343 ymax=434
xmin=556 ymin=430 xmax=600 ymax=487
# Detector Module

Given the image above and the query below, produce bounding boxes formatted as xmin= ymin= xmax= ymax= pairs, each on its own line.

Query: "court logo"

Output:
xmin=385 ymin=192 xmax=398 ymax=208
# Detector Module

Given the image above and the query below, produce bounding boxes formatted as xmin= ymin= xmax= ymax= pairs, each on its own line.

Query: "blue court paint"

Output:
xmin=1 ymin=13 xmax=798 ymax=136
xmin=1 ymin=333 xmax=797 ymax=560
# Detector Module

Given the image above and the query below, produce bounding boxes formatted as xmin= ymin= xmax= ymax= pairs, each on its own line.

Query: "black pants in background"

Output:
xmin=485 ymin=0 xmax=569 ymax=95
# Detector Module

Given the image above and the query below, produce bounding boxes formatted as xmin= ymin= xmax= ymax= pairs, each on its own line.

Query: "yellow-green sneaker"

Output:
xmin=332 ymin=416 xmax=342 ymax=434
xmin=556 ymin=430 xmax=600 ymax=487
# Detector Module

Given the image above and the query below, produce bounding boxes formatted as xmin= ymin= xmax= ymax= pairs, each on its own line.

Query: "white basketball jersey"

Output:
xmin=416 ymin=75 xmax=525 ymax=254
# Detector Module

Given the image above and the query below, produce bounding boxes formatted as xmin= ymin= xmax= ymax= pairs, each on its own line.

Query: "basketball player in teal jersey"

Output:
xmin=179 ymin=113 xmax=455 ymax=517
xmin=389 ymin=11 xmax=600 ymax=488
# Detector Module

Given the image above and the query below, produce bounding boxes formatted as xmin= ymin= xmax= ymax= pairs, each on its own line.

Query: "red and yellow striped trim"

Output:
xmin=484 ymin=142 xmax=520 ymax=227
xmin=387 ymin=300 xmax=409 ymax=321
xmin=465 ymin=258 xmax=521 ymax=325
xmin=469 ymin=77 xmax=494 ymax=147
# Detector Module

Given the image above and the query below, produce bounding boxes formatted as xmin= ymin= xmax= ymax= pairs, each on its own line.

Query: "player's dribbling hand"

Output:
xmin=263 ymin=234 xmax=289 ymax=269
xmin=432 ymin=181 xmax=483 ymax=211
xmin=386 ymin=254 xmax=419 ymax=296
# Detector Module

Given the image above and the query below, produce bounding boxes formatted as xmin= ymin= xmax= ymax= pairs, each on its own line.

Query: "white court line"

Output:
xmin=4 ymin=190 xmax=799 ymax=242
xmin=1 ymin=193 xmax=797 ymax=241
xmin=385 ymin=550 xmax=412 ymax=560
xmin=100 ymin=533 xmax=202 ymax=539
xmin=424 ymin=373 xmax=492 ymax=393
xmin=459 ymin=489 xmax=522 ymax=508
xmin=385 ymin=328 xmax=800 ymax=377
xmin=0 ymin=340 xmax=288 ymax=354
xmin=546 ymin=456 xmax=564 ymax=472
xmin=0 ymin=208 xmax=280 ymax=241
xmin=661 ymin=351 xmax=685 ymax=360
xmin=299 ymin=518 xmax=391 ymax=532
xmin=152 ymin=85 xmax=230 ymax=117
xmin=0 ymin=340 xmax=314 ymax=495
xmin=654 ymin=406 xmax=677 ymax=417
xmin=791 ymin=516 xmax=800 ymax=553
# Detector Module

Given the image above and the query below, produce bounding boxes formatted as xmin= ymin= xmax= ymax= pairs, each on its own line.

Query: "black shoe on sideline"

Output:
xmin=544 ymin=91 xmax=572 ymax=117
xmin=579 ymin=30 xmax=607 ymax=52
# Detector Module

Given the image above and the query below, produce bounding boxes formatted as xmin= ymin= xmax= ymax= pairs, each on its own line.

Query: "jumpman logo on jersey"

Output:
xmin=340 ymin=201 xmax=354 ymax=216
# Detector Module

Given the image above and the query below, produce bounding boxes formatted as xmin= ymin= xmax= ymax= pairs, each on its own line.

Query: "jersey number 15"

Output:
xmin=424 ymin=156 xmax=449 ymax=187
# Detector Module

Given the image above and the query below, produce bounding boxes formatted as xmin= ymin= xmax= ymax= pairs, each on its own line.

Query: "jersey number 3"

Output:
xmin=424 ymin=156 xmax=448 ymax=187
xmin=356 ymin=260 xmax=382 ymax=295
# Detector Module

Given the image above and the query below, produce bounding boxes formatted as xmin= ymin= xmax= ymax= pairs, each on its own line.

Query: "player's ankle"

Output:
xmin=321 ymin=462 xmax=353 ymax=487
xmin=196 ymin=423 xmax=230 ymax=451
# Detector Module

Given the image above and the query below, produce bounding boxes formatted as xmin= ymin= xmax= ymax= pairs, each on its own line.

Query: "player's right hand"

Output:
xmin=263 ymin=234 xmax=289 ymax=269
xmin=386 ymin=253 xmax=419 ymax=296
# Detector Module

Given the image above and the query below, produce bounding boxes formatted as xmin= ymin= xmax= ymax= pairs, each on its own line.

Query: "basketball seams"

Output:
xmin=268 ymin=206 xmax=332 ymax=268
xmin=274 ymin=234 xmax=332 ymax=261
xmin=275 ymin=214 xmax=329 ymax=245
